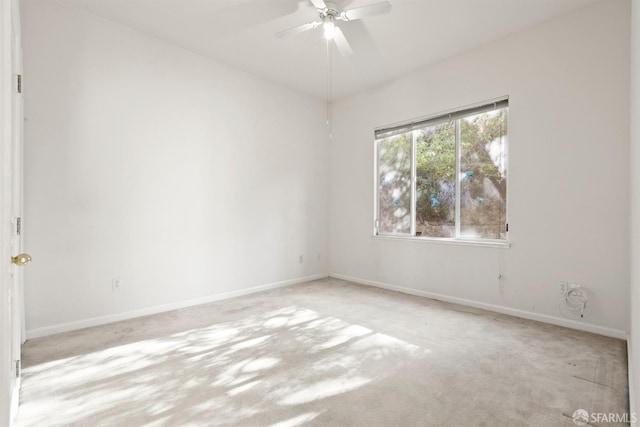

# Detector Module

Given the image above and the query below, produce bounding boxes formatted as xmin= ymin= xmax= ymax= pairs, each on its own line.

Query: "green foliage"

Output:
xmin=416 ymin=121 xmax=455 ymax=226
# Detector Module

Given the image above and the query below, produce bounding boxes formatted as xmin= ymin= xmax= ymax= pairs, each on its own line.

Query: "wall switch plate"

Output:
xmin=112 ymin=278 xmax=122 ymax=291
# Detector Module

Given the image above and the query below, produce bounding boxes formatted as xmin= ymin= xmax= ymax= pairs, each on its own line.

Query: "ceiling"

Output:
xmin=54 ymin=0 xmax=598 ymax=100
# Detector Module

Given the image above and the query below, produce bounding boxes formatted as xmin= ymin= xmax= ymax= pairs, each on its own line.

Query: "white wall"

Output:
xmin=22 ymin=1 xmax=329 ymax=336
xmin=630 ymin=0 xmax=640 ymax=419
xmin=329 ymin=0 xmax=630 ymax=336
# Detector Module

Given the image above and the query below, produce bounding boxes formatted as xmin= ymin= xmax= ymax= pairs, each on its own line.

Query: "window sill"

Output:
xmin=372 ymin=234 xmax=511 ymax=249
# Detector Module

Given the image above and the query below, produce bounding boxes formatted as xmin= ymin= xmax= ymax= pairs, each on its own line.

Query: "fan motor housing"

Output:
xmin=320 ymin=2 xmax=340 ymax=19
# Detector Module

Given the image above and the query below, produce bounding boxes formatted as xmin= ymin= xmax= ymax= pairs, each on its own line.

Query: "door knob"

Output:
xmin=11 ymin=253 xmax=31 ymax=266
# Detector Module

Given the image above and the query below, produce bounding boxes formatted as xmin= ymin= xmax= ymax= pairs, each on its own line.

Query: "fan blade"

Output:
xmin=339 ymin=20 xmax=383 ymax=79
xmin=333 ymin=27 xmax=353 ymax=57
xmin=276 ymin=21 xmax=321 ymax=38
xmin=309 ymin=0 xmax=328 ymax=10
xmin=340 ymin=1 xmax=392 ymax=21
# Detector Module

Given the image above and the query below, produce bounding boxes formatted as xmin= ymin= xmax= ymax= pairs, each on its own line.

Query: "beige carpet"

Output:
xmin=16 ymin=278 xmax=629 ymax=426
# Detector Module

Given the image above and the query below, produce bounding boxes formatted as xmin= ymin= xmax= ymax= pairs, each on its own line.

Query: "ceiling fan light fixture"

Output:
xmin=323 ymin=18 xmax=335 ymax=39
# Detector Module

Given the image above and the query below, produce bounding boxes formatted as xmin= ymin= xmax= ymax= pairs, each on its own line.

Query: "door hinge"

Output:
xmin=505 ymin=223 xmax=509 ymax=232
xmin=16 ymin=217 xmax=21 ymax=236
xmin=16 ymin=74 xmax=22 ymax=94
xmin=15 ymin=360 xmax=20 ymax=377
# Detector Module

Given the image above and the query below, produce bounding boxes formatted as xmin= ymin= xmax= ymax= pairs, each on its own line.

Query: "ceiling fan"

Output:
xmin=276 ymin=0 xmax=392 ymax=57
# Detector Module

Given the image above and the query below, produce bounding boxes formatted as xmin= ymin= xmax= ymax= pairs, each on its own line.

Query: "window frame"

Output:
xmin=373 ymin=97 xmax=510 ymax=247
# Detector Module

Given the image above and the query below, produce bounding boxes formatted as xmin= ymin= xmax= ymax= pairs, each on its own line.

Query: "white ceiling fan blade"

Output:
xmin=276 ymin=21 xmax=321 ymax=38
xmin=333 ymin=27 xmax=353 ymax=57
xmin=309 ymin=0 xmax=328 ymax=10
xmin=340 ymin=1 xmax=392 ymax=21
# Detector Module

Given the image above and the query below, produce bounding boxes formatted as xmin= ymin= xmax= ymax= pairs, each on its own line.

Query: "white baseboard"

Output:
xmin=330 ymin=273 xmax=627 ymax=340
xmin=26 ymin=273 xmax=328 ymax=339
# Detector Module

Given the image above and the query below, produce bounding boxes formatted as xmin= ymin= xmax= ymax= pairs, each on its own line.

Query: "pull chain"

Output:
xmin=326 ymin=39 xmax=333 ymax=138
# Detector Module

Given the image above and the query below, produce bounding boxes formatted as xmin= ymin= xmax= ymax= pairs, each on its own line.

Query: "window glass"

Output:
xmin=377 ymin=133 xmax=412 ymax=235
xmin=415 ymin=121 xmax=456 ymax=238
xmin=374 ymin=99 xmax=508 ymax=242
xmin=459 ymin=109 xmax=508 ymax=240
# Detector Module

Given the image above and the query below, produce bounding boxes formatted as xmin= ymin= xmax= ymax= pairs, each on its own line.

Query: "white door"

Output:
xmin=9 ymin=0 xmax=25 ymax=421
xmin=2 ymin=0 xmax=26 ymax=425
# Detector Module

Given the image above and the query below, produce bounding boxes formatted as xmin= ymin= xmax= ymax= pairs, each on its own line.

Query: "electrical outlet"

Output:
xmin=112 ymin=278 xmax=122 ymax=291
xmin=298 ymin=255 xmax=303 ymax=263
xmin=559 ymin=281 xmax=568 ymax=294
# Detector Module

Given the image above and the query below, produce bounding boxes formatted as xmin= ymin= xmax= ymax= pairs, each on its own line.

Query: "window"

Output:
xmin=374 ymin=99 xmax=508 ymax=242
